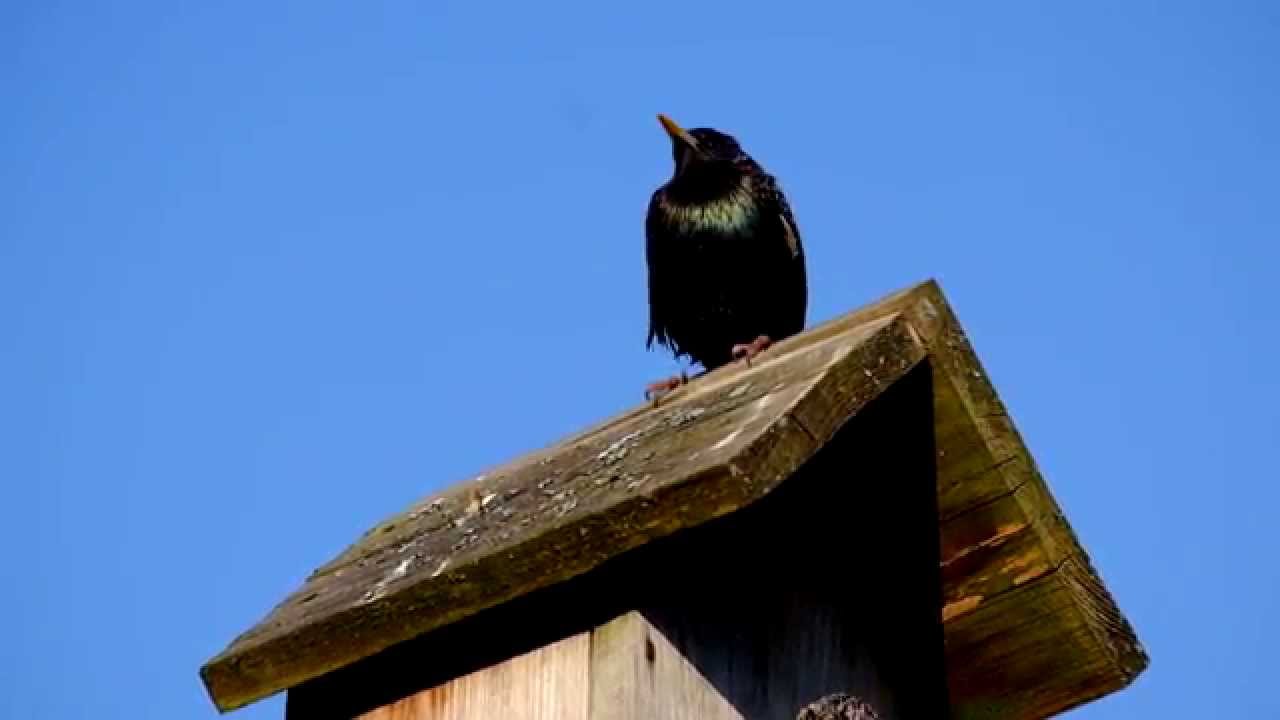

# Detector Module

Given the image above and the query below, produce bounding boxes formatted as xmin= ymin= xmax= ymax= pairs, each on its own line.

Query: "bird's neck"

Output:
xmin=658 ymin=169 xmax=758 ymax=236
xmin=665 ymin=163 xmax=748 ymax=206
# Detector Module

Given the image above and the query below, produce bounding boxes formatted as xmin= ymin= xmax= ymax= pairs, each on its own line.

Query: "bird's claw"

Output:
xmin=731 ymin=335 xmax=773 ymax=366
xmin=645 ymin=373 xmax=688 ymax=403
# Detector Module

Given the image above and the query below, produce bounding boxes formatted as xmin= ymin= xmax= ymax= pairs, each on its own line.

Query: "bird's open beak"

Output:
xmin=658 ymin=114 xmax=700 ymax=151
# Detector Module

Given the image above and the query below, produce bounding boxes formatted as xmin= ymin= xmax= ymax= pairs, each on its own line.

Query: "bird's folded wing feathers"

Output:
xmin=644 ymin=190 xmax=675 ymax=350
xmin=756 ymin=171 xmax=803 ymax=259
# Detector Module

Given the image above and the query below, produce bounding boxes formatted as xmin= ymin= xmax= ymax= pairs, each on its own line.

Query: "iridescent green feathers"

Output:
xmin=645 ymin=117 xmax=808 ymax=370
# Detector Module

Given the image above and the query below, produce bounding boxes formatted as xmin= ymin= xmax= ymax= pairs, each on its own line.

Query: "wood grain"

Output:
xmin=587 ymin=367 xmax=947 ymax=720
xmin=289 ymin=369 xmax=947 ymax=720
xmin=204 ymin=280 xmax=1147 ymax=720
xmin=590 ymin=612 xmax=741 ymax=720
xmin=354 ymin=633 xmax=590 ymax=720
xmin=203 ymin=314 xmax=923 ymax=712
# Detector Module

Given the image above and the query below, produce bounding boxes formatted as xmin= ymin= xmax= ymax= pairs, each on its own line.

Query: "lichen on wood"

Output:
xmin=200 ymin=280 xmax=1147 ymax=719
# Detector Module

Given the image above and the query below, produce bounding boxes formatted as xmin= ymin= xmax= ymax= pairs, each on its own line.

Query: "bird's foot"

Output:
xmin=644 ymin=373 xmax=688 ymax=403
xmin=731 ymin=335 xmax=773 ymax=366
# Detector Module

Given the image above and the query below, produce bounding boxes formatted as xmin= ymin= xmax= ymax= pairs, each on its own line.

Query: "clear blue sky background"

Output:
xmin=3 ymin=2 xmax=1276 ymax=717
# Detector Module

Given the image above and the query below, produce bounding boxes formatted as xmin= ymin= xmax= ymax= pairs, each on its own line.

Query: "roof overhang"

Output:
xmin=201 ymin=280 xmax=1147 ymax=718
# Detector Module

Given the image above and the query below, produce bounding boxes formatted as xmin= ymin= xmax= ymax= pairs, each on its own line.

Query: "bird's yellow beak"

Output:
xmin=658 ymin=113 xmax=699 ymax=150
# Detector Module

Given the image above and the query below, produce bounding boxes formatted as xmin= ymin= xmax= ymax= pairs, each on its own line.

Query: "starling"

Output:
xmin=644 ymin=114 xmax=808 ymax=398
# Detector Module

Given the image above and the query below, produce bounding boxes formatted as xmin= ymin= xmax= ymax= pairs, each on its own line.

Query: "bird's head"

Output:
xmin=658 ymin=114 xmax=746 ymax=174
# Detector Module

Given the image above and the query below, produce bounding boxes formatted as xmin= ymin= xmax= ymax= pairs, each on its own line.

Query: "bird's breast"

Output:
xmin=658 ymin=183 xmax=759 ymax=236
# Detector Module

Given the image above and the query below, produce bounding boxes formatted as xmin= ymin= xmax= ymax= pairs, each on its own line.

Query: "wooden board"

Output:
xmin=347 ymin=633 xmax=590 ymax=720
xmin=584 ymin=370 xmax=948 ymax=720
xmin=589 ymin=612 xmax=740 ymax=720
xmin=291 ymin=371 xmax=947 ymax=719
xmin=202 ymin=280 xmax=1147 ymax=719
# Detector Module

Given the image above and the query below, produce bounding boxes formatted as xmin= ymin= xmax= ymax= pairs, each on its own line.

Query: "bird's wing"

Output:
xmin=749 ymin=168 xmax=808 ymax=328
xmin=758 ymin=171 xmax=804 ymax=259
xmin=644 ymin=189 xmax=676 ymax=353
xmin=737 ymin=157 xmax=804 ymax=259
xmin=780 ymin=209 xmax=801 ymax=259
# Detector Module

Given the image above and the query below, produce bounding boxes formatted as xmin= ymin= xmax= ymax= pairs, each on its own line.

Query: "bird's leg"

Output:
xmin=731 ymin=335 xmax=773 ymax=366
xmin=644 ymin=372 xmax=688 ymax=403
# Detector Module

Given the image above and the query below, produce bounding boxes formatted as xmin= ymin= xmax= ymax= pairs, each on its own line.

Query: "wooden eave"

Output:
xmin=200 ymin=280 xmax=1147 ymax=719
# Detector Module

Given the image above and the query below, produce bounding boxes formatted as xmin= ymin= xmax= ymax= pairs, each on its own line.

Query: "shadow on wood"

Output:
xmin=287 ymin=364 xmax=945 ymax=720
xmin=210 ymin=280 xmax=1147 ymax=719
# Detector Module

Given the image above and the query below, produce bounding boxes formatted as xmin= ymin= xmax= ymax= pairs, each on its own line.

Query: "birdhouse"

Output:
xmin=200 ymin=281 xmax=1147 ymax=719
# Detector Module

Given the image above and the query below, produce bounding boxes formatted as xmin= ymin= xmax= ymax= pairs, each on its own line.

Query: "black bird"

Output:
xmin=644 ymin=114 xmax=807 ymax=398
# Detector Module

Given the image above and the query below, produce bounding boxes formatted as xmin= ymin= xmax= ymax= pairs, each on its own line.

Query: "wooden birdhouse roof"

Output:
xmin=200 ymin=280 xmax=1147 ymax=718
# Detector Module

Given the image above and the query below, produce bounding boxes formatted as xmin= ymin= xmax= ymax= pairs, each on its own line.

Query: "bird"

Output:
xmin=643 ymin=114 xmax=808 ymax=399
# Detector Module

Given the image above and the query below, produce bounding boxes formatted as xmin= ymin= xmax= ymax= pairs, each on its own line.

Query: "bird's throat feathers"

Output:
xmin=658 ymin=173 xmax=758 ymax=235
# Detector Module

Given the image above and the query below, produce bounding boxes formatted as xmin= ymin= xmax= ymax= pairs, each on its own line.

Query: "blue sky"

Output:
xmin=3 ymin=1 xmax=1276 ymax=717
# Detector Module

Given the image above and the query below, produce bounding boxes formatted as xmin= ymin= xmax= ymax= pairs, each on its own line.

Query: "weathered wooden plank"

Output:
xmin=589 ymin=612 xmax=740 ymax=720
xmin=204 ymin=313 xmax=925 ymax=712
xmin=287 ymin=365 xmax=947 ymax=720
xmin=584 ymin=364 xmax=948 ymax=720
xmin=941 ymin=511 xmax=1050 ymax=622
xmin=942 ymin=558 xmax=1140 ymax=720
xmin=895 ymin=285 xmax=1146 ymax=718
xmin=932 ymin=367 xmax=1016 ymax=520
xmin=745 ymin=281 xmax=1146 ymax=718
xmin=350 ymin=632 xmax=591 ymax=720
xmin=204 ymin=280 xmax=1147 ymax=720
xmin=589 ymin=600 xmax=898 ymax=720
